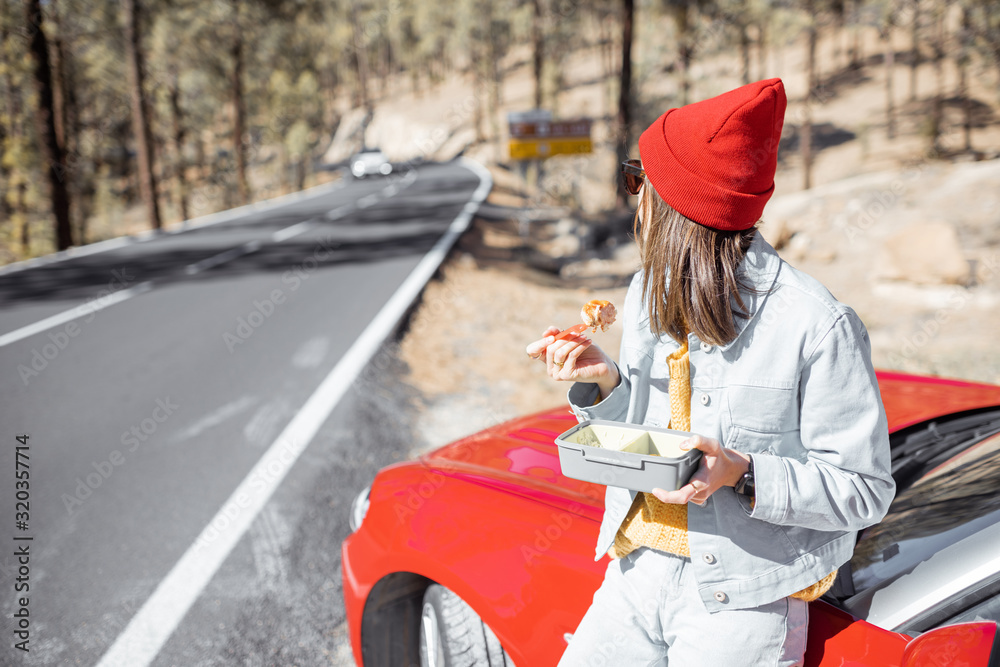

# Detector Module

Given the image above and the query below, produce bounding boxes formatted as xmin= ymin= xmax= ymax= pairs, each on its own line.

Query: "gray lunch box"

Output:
xmin=555 ymin=420 xmax=702 ymax=493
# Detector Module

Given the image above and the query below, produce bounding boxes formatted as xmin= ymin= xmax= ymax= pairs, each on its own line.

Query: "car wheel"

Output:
xmin=419 ymin=584 xmax=515 ymax=667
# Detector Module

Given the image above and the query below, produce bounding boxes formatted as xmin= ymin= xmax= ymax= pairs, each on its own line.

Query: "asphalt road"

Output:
xmin=0 ymin=159 xmax=488 ymax=666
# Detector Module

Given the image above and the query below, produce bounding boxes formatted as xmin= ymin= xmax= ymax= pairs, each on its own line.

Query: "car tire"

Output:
xmin=419 ymin=584 xmax=515 ymax=667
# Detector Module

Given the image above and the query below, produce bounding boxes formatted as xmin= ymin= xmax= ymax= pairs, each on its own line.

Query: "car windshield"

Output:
xmin=850 ymin=410 xmax=1000 ymax=593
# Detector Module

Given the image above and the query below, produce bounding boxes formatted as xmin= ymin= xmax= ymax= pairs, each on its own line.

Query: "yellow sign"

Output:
xmin=508 ymin=137 xmax=593 ymax=160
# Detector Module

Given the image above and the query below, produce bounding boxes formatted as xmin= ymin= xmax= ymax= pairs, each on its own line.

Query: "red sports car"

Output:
xmin=341 ymin=370 xmax=1000 ymax=666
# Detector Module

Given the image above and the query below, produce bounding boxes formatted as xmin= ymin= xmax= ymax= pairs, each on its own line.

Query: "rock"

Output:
xmin=759 ymin=217 xmax=794 ymax=250
xmin=813 ymin=248 xmax=837 ymax=263
xmin=536 ymin=233 xmax=581 ymax=259
xmin=784 ymin=232 xmax=811 ymax=262
xmin=433 ymin=127 xmax=477 ymax=161
xmin=321 ymin=108 xmax=369 ymax=165
xmin=875 ymin=222 xmax=970 ymax=285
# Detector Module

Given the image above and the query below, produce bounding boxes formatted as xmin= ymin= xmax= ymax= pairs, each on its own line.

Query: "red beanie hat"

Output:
xmin=638 ymin=78 xmax=786 ymax=231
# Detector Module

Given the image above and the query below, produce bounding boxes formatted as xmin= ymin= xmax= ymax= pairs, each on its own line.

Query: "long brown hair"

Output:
xmin=633 ymin=180 xmax=758 ymax=346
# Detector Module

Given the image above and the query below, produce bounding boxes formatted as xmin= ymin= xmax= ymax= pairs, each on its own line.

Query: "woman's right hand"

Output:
xmin=525 ymin=326 xmax=620 ymax=396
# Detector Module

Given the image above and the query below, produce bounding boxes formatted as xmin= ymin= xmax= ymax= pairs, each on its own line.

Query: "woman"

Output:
xmin=526 ymin=78 xmax=895 ymax=666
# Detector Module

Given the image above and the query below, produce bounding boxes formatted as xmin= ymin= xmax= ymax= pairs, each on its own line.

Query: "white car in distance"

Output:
xmin=351 ymin=148 xmax=393 ymax=178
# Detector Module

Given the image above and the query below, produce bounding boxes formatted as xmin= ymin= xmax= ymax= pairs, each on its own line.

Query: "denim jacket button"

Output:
xmin=700 ymin=341 xmax=712 ymax=353
xmin=700 ymin=393 xmax=710 ymax=405
xmin=702 ymin=553 xmax=716 ymax=565
xmin=714 ymin=591 xmax=728 ymax=603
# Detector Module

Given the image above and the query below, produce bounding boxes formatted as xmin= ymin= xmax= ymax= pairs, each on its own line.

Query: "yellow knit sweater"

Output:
xmin=606 ymin=339 xmax=837 ymax=603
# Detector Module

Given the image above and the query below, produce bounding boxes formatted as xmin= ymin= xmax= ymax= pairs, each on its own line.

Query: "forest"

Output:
xmin=2 ymin=0 xmax=999 ymax=264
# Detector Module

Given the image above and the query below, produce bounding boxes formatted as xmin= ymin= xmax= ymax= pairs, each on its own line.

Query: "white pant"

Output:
xmin=558 ymin=547 xmax=808 ymax=667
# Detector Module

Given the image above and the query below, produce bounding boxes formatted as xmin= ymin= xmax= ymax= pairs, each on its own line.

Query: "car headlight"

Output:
xmin=350 ymin=484 xmax=371 ymax=532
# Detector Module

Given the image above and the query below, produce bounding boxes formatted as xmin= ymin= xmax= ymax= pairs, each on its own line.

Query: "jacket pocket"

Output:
xmin=726 ymin=384 xmax=798 ymax=433
xmin=725 ymin=384 xmax=800 ymax=455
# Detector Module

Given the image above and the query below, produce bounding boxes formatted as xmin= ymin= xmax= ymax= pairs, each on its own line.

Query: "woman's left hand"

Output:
xmin=651 ymin=435 xmax=750 ymax=506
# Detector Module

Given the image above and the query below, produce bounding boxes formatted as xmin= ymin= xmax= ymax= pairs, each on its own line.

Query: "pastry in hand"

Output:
xmin=550 ymin=299 xmax=618 ymax=341
xmin=581 ymin=299 xmax=617 ymax=333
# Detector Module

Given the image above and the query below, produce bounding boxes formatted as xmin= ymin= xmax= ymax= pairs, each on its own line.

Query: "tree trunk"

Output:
xmin=230 ymin=6 xmax=250 ymax=205
xmin=532 ymin=0 xmax=544 ymax=108
xmin=380 ymin=26 xmax=390 ymax=98
xmin=831 ymin=0 xmax=845 ymax=67
xmin=849 ymin=0 xmax=861 ymax=68
xmin=322 ymin=63 xmax=340 ymax=128
xmin=929 ymin=1 xmax=944 ymax=156
xmin=959 ymin=6 xmax=971 ymax=152
xmin=883 ymin=24 xmax=896 ymax=139
xmin=740 ymin=22 xmax=751 ymax=85
xmin=122 ymin=0 xmax=162 ymax=230
xmin=279 ymin=143 xmax=290 ymax=194
xmin=909 ymin=0 xmax=919 ymax=102
xmin=350 ymin=5 xmax=371 ymax=112
xmin=757 ymin=22 xmax=767 ymax=80
xmin=53 ymin=0 xmax=84 ymax=242
xmin=1 ymin=22 xmax=14 ymax=227
xmin=802 ymin=5 xmax=817 ymax=190
xmin=18 ymin=182 xmax=29 ymax=252
xmin=49 ymin=1 xmax=67 ymax=152
xmin=672 ymin=2 xmax=692 ymax=106
xmin=616 ymin=0 xmax=634 ymax=209
xmin=296 ymin=158 xmax=306 ymax=192
xmin=168 ymin=70 xmax=190 ymax=222
xmin=958 ymin=58 xmax=970 ymax=151
xmin=24 ymin=0 xmax=73 ymax=249
xmin=488 ymin=13 xmax=503 ymax=148
xmin=598 ymin=8 xmax=614 ymax=117
xmin=473 ymin=38 xmax=484 ymax=142
xmin=0 ymin=165 xmax=9 ymax=225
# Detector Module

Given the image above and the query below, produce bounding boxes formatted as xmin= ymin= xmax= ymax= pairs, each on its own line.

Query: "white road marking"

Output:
xmin=291 ymin=336 xmax=330 ymax=369
xmin=356 ymin=193 xmax=379 ymax=209
xmin=243 ymin=399 xmax=290 ymax=449
xmin=326 ymin=204 xmax=354 ymax=220
xmin=0 ymin=176 xmax=347 ymax=277
xmin=93 ymin=159 xmax=492 ymax=667
xmin=171 ymin=396 xmax=259 ymax=444
xmin=0 ymin=281 xmax=153 ymax=349
xmin=1 ymin=167 xmax=416 ymax=351
xmin=271 ymin=220 xmax=315 ymax=243
xmin=184 ymin=240 xmax=262 ymax=275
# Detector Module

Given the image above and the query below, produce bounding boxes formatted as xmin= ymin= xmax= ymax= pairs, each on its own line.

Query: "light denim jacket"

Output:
xmin=567 ymin=233 xmax=896 ymax=613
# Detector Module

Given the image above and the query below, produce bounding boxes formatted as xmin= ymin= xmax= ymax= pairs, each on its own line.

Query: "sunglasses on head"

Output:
xmin=621 ymin=159 xmax=645 ymax=195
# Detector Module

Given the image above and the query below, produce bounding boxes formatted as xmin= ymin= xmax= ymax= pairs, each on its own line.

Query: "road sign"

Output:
xmin=508 ymin=137 xmax=593 ymax=160
xmin=508 ymin=112 xmax=592 ymax=161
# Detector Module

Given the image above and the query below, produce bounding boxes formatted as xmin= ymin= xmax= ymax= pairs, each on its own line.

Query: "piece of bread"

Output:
xmin=581 ymin=299 xmax=617 ymax=333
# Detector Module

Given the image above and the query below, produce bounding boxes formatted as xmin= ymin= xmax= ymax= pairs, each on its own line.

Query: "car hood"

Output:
xmin=876 ymin=370 xmax=1000 ymax=431
xmin=419 ymin=371 xmax=1000 ymax=520
xmin=419 ymin=408 xmax=606 ymax=522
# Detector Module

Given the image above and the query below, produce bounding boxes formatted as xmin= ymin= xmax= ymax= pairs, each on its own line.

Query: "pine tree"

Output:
xmin=121 ymin=0 xmax=162 ymax=229
xmin=23 ymin=0 xmax=73 ymax=249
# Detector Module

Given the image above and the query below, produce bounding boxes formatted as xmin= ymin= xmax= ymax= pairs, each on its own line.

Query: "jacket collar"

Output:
xmin=717 ymin=231 xmax=782 ymax=351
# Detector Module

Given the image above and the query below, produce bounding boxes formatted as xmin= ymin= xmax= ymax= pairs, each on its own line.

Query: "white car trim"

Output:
xmin=862 ymin=520 xmax=1000 ymax=631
